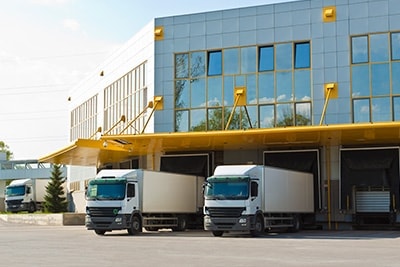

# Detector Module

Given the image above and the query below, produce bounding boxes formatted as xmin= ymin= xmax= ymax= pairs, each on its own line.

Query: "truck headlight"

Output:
xmin=239 ymin=218 xmax=247 ymax=224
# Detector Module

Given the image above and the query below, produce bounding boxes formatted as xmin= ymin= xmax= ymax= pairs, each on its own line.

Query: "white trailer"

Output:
xmin=203 ymin=165 xmax=314 ymax=237
xmin=5 ymin=178 xmax=50 ymax=212
xmin=85 ymin=169 xmax=204 ymax=235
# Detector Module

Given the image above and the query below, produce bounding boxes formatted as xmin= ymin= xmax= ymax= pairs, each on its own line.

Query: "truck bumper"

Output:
xmin=204 ymin=215 xmax=255 ymax=232
xmin=85 ymin=215 xmax=129 ymax=231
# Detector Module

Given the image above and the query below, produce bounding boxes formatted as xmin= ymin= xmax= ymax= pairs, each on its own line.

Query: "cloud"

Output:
xmin=63 ymin=18 xmax=81 ymax=31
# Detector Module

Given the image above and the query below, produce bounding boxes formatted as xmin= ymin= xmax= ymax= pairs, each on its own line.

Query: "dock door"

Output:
xmin=340 ymin=147 xmax=399 ymax=226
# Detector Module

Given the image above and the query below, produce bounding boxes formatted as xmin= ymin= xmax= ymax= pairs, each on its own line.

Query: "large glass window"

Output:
xmin=241 ymin=47 xmax=257 ymax=73
xmin=208 ymin=51 xmax=222 ymax=76
xmin=258 ymin=73 xmax=274 ymax=104
xmin=370 ymin=33 xmax=389 ymax=62
xmin=259 ymin=46 xmax=274 ymax=71
xmin=392 ymin=62 xmax=400 ymax=94
xmin=224 ymin=48 xmax=239 ymax=74
xmin=391 ymin=33 xmax=400 ymax=60
xmin=191 ymin=78 xmax=206 ymax=108
xmin=175 ymin=80 xmax=189 ymax=108
xmin=394 ymin=97 xmax=400 ymax=121
xmin=352 ymin=36 xmax=368 ymax=64
xmin=351 ymin=65 xmax=370 ymax=97
xmin=276 ymin=43 xmax=292 ymax=70
xmin=259 ymin=105 xmax=274 ymax=128
xmin=371 ymin=97 xmax=391 ymax=122
xmin=175 ymin=53 xmax=189 ymax=78
xmin=294 ymin=70 xmax=311 ymax=101
xmin=296 ymin=102 xmax=311 ymax=126
xmin=175 ymin=110 xmax=189 ymax=132
xmin=294 ymin=42 xmax=310 ymax=68
xmin=371 ymin=63 xmax=390 ymax=96
xmin=207 ymin=77 xmax=222 ymax=106
xmin=353 ymin=99 xmax=370 ymax=123
xmin=190 ymin=52 xmax=206 ymax=77
xmin=276 ymin=72 xmax=292 ymax=102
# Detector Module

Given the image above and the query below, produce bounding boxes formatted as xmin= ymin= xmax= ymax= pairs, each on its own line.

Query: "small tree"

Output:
xmin=44 ymin=164 xmax=68 ymax=213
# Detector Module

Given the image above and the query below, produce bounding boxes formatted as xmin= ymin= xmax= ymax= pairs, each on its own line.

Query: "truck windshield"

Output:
xmin=86 ymin=179 xmax=126 ymax=200
xmin=6 ymin=186 xmax=25 ymax=197
xmin=204 ymin=176 xmax=249 ymax=200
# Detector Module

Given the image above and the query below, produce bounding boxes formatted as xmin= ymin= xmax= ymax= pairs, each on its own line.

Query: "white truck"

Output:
xmin=203 ymin=165 xmax=314 ymax=237
xmin=85 ymin=169 xmax=204 ymax=235
xmin=5 ymin=178 xmax=49 ymax=213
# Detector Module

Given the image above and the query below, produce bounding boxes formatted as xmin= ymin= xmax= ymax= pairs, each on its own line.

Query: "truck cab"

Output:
xmin=5 ymin=179 xmax=36 ymax=213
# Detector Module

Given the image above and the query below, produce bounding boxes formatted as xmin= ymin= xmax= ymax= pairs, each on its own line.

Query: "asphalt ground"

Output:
xmin=1 ymin=220 xmax=400 ymax=267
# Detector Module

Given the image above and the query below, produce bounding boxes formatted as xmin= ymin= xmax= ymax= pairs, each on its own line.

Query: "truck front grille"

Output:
xmin=206 ymin=207 xmax=245 ymax=217
xmin=87 ymin=207 xmax=121 ymax=217
xmin=6 ymin=199 xmax=23 ymax=206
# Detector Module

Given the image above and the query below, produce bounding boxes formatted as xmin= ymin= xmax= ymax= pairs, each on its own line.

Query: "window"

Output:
xmin=371 ymin=63 xmax=389 ymax=96
xmin=352 ymin=36 xmax=368 ymax=64
xmin=259 ymin=46 xmax=274 ymax=71
xmin=190 ymin=52 xmax=206 ymax=77
xmin=276 ymin=43 xmax=292 ymax=70
xmin=394 ymin=97 xmax=400 ymax=121
xmin=351 ymin=65 xmax=370 ymax=97
xmin=353 ymin=99 xmax=370 ymax=123
xmin=224 ymin=48 xmax=239 ymax=74
xmin=391 ymin=33 xmax=400 ymax=60
xmin=175 ymin=80 xmax=189 ymax=108
xmin=371 ymin=97 xmax=390 ymax=122
xmin=208 ymin=51 xmax=222 ymax=76
xmin=294 ymin=42 xmax=310 ymax=68
xmin=175 ymin=53 xmax=189 ymax=78
xmin=241 ymin=46 xmax=256 ymax=73
xmin=370 ymin=33 xmax=389 ymax=62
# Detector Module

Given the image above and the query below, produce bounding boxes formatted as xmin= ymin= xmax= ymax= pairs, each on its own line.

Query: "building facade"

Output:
xmin=41 ymin=0 xmax=400 ymax=229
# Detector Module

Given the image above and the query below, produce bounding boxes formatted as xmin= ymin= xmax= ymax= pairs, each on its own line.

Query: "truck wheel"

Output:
xmin=128 ymin=215 xmax=142 ymax=235
xmin=212 ymin=231 xmax=223 ymax=237
xmin=251 ymin=215 xmax=264 ymax=237
xmin=28 ymin=203 xmax=36 ymax=213
xmin=173 ymin=216 xmax=187 ymax=232
xmin=289 ymin=214 xmax=301 ymax=233
xmin=94 ymin=230 xmax=106 ymax=236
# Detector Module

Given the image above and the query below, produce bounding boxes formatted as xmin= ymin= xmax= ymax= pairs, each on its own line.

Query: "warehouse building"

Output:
xmin=41 ymin=0 xmax=400 ymax=228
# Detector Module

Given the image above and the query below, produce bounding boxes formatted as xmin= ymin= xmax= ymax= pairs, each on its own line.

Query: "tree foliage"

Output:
xmin=0 ymin=141 xmax=13 ymax=160
xmin=44 ymin=164 xmax=68 ymax=213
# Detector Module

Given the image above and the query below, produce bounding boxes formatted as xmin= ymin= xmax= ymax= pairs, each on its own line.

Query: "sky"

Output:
xmin=0 ymin=0 xmax=295 ymax=160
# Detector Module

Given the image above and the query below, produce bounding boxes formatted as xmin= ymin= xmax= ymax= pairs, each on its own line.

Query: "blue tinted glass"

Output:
xmin=207 ymin=77 xmax=222 ymax=106
xmin=258 ymin=73 xmax=274 ymax=103
xmin=295 ymin=102 xmax=311 ymax=126
xmin=394 ymin=97 xmax=400 ymax=121
xmin=190 ymin=52 xmax=206 ymax=77
xmin=259 ymin=105 xmax=275 ymax=128
xmin=352 ymin=36 xmax=368 ymax=64
xmin=208 ymin=108 xmax=223 ymax=130
xmin=392 ymin=62 xmax=400 ymax=94
xmin=276 ymin=103 xmax=294 ymax=126
xmin=294 ymin=70 xmax=311 ymax=101
xmin=246 ymin=105 xmax=257 ymax=129
xmin=259 ymin=46 xmax=274 ymax=71
xmin=247 ymin=74 xmax=257 ymax=104
xmin=370 ymin=33 xmax=389 ymax=62
xmin=224 ymin=76 xmax=234 ymax=106
xmin=208 ymin=51 xmax=222 ymax=76
xmin=224 ymin=48 xmax=239 ymax=74
xmin=371 ymin=63 xmax=389 ymax=96
xmin=276 ymin=71 xmax=292 ymax=102
xmin=235 ymin=75 xmax=245 ymax=87
xmin=371 ymin=97 xmax=391 ymax=122
xmin=241 ymin=47 xmax=257 ymax=73
xmin=391 ymin=33 xmax=400 ymax=60
xmin=295 ymin=42 xmax=310 ymax=68
xmin=191 ymin=78 xmax=206 ymax=108
xmin=175 ymin=53 xmax=189 ymax=78
xmin=353 ymin=99 xmax=370 ymax=123
xmin=175 ymin=110 xmax=188 ymax=132
xmin=351 ymin=65 xmax=370 ymax=97
xmin=175 ymin=80 xmax=189 ymax=108
xmin=190 ymin=109 xmax=206 ymax=131
xmin=276 ymin=43 xmax=292 ymax=70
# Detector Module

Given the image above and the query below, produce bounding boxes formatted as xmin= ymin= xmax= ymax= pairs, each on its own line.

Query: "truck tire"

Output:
xmin=94 ymin=230 xmax=106 ymax=236
xmin=172 ymin=216 xmax=187 ymax=232
xmin=212 ymin=231 xmax=223 ymax=237
xmin=250 ymin=215 xmax=264 ymax=237
xmin=28 ymin=202 xmax=36 ymax=213
xmin=128 ymin=215 xmax=142 ymax=235
xmin=289 ymin=214 xmax=301 ymax=233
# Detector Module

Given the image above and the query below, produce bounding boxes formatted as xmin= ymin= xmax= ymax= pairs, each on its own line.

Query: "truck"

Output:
xmin=85 ymin=169 xmax=204 ymax=235
xmin=203 ymin=165 xmax=314 ymax=237
xmin=5 ymin=178 xmax=49 ymax=213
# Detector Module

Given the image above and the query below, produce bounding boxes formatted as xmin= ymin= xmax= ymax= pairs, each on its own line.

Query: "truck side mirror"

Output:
xmin=251 ymin=182 xmax=258 ymax=198
xmin=26 ymin=187 xmax=32 ymax=194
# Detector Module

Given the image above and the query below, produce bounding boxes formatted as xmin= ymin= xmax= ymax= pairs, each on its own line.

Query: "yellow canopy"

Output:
xmin=39 ymin=122 xmax=400 ymax=167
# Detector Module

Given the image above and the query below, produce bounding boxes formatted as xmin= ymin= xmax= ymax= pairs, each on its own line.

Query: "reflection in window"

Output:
xmin=247 ymin=74 xmax=257 ymax=104
xmin=370 ymin=33 xmax=389 ymax=62
xmin=353 ymin=99 xmax=370 ymax=123
xmin=208 ymin=51 xmax=222 ymax=76
xmin=391 ymin=33 xmax=400 ymax=60
xmin=175 ymin=110 xmax=189 ymax=132
xmin=294 ymin=42 xmax=310 ymax=68
xmin=241 ymin=47 xmax=257 ymax=74
xmin=190 ymin=52 xmax=206 ymax=77
xmin=260 ymin=105 xmax=274 ymax=128
xmin=371 ymin=63 xmax=389 ymax=96
xmin=371 ymin=97 xmax=390 ymax=122
xmin=224 ymin=48 xmax=239 ymax=74
xmin=276 ymin=71 xmax=292 ymax=102
xmin=352 ymin=36 xmax=368 ymax=64
xmin=276 ymin=103 xmax=294 ymax=126
xmin=276 ymin=43 xmax=292 ymax=70
xmin=191 ymin=78 xmax=206 ymax=108
xmin=351 ymin=65 xmax=370 ymax=97
xmin=207 ymin=77 xmax=222 ymax=106
xmin=394 ymin=97 xmax=400 ymax=121
xmin=295 ymin=102 xmax=311 ymax=126
xmin=208 ymin=108 xmax=223 ymax=130
xmin=175 ymin=80 xmax=189 ymax=108
xmin=392 ymin=62 xmax=400 ymax=94
xmin=224 ymin=76 xmax=234 ymax=106
xmin=258 ymin=73 xmax=274 ymax=104
xmin=175 ymin=53 xmax=189 ymax=78
xmin=294 ymin=70 xmax=311 ymax=101
xmin=191 ymin=109 xmax=206 ymax=131
xmin=259 ymin=46 xmax=274 ymax=71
